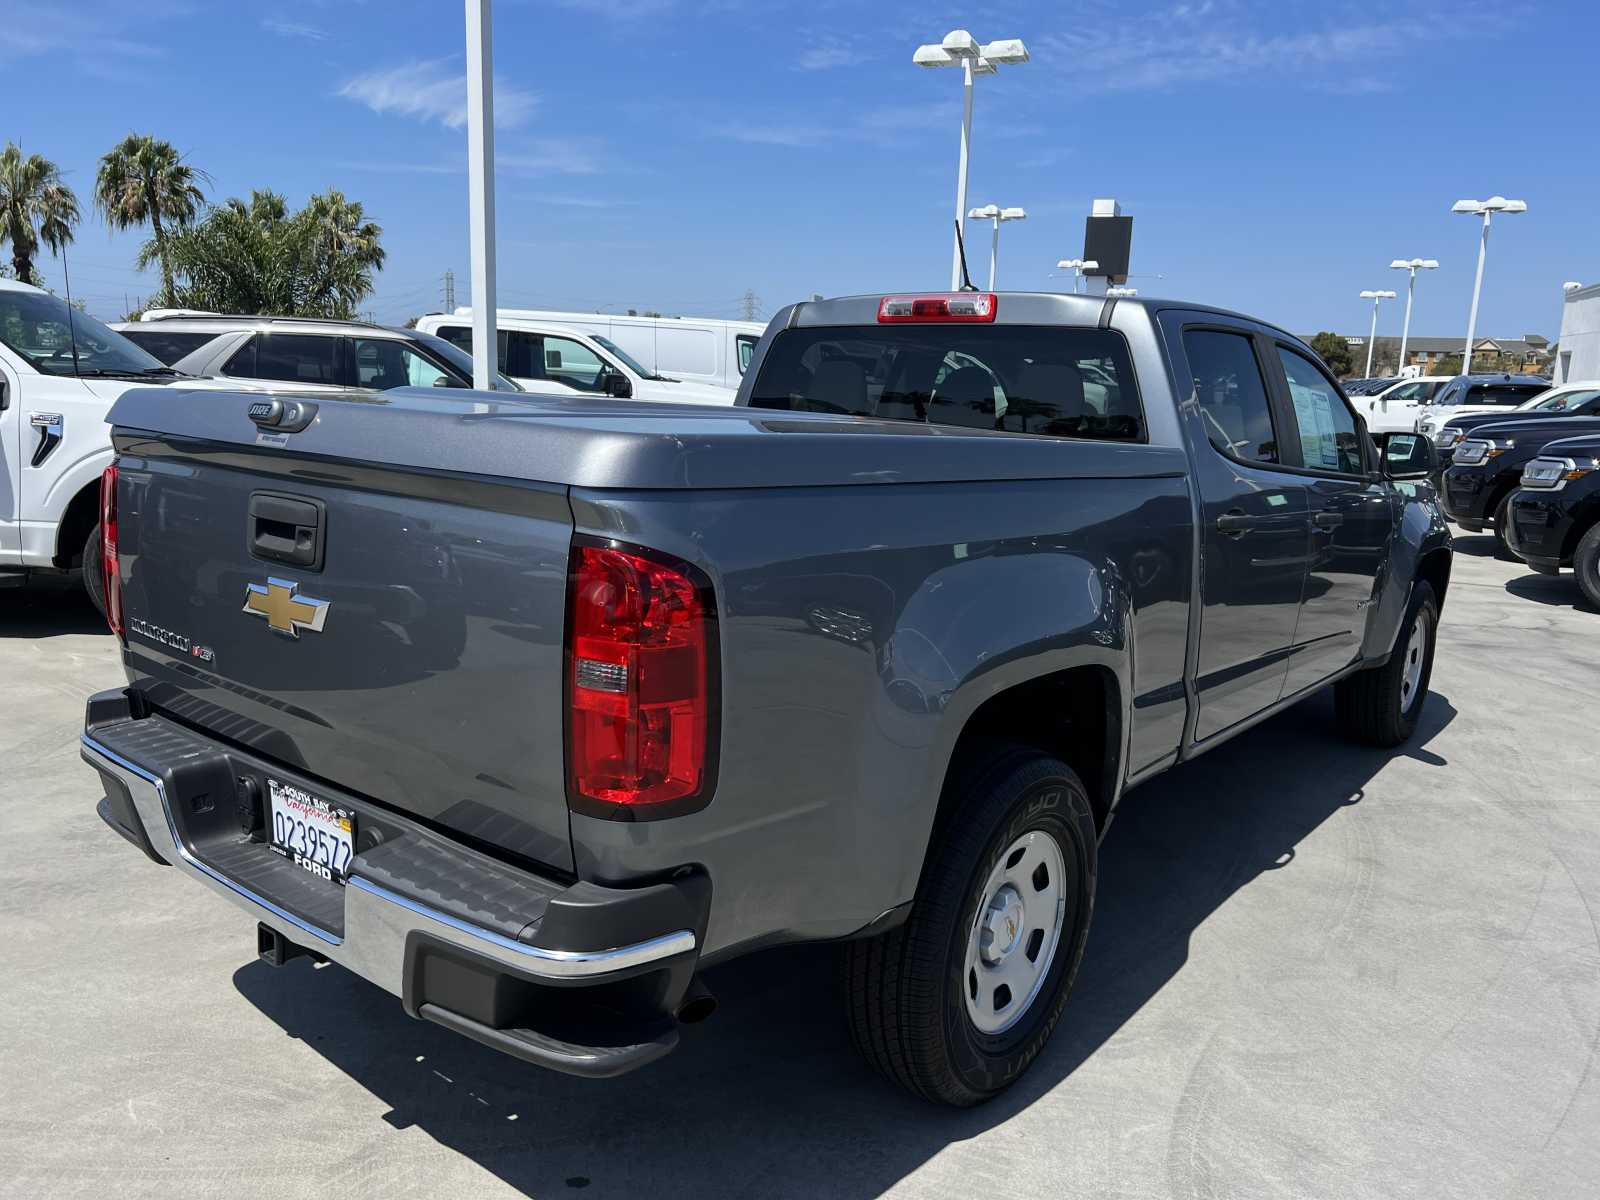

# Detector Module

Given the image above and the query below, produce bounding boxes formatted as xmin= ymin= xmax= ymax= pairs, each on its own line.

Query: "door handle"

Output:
xmin=1216 ymin=510 xmax=1253 ymax=536
xmin=249 ymin=492 xmax=326 ymax=569
xmin=1313 ymin=511 xmax=1345 ymax=530
xmin=29 ymin=412 xmax=63 ymax=468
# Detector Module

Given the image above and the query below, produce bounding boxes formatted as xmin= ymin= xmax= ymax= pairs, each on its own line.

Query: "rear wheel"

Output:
xmin=844 ymin=746 xmax=1097 ymax=1106
xmin=1334 ymin=581 xmax=1438 ymax=747
xmin=82 ymin=523 xmax=106 ymax=617
xmin=1491 ymin=492 xmax=1517 ymax=561
xmin=1574 ymin=525 xmax=1600 ymax=611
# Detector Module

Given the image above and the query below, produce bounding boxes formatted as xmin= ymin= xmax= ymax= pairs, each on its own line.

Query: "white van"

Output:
xmin=440 ymin=308 xmax=764 ymax=392
xmin=413 ymin=315 xmax=737 ymax=406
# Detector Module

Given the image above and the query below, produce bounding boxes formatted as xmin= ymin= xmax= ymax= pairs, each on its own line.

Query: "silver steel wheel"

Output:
xmin=962 ymin=829 xmax=1067 ymax=1035
xmin=1400 ymin=606 xmax=1431 ymax=715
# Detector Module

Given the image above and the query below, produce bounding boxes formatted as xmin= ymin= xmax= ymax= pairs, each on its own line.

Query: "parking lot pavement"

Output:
xmin=3 ymin=539 xmax=1598 ymax=1200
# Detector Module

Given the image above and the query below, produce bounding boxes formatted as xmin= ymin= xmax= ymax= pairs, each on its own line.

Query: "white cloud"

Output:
xmin=797 ymin=41 xmax=868 ymax=71
xmin=337 ymin=59 xmax=537 ymax=129
xmin=262 ymin=18 xmax=327 ymax=41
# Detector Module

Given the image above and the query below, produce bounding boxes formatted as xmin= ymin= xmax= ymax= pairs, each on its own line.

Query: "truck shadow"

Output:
xmin=1504 ymin=573 xmax=1596 ymax=613
xmin=0 ymin=578 xmax=107 ymax=639
xmin=232 ymin=689 xmax=1455 ymax=1198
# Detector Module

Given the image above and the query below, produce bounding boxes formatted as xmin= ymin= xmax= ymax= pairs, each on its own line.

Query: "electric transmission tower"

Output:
xmin=740 ymin=289 xmax=762 ymax=322
xmin=443 ymin=269 xmax=456 ymax=311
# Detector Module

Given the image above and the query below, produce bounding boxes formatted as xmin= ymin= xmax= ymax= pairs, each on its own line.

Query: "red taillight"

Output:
xmin=567 ymin=539 xmax=717 ymax=818
xmin=877 ymin=293 xmax=998 ymax=323
xmin=99 ymin=464 xmax=124 ymax=639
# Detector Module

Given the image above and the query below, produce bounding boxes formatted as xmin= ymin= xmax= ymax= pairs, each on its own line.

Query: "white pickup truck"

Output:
xmin=0 ymin=280 xmax=190 ymax=607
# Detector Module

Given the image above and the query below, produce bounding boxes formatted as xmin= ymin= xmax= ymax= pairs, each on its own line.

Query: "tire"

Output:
xmin=844 ymin=745 xmax=1097 ymax=1107
xmin=1491 ymin=491 xmax=1517 ymax=561
xmin=1334 ymin=580 xmax=1438 ymax=747
xmin=82 ymin=523 xmax=107 ymax=617
xmin=1574 ymin=524 xmax=1600 ymax=611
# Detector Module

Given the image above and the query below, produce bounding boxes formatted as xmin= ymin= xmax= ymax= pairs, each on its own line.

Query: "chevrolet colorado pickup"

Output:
xmin=81 ymin=291 xmax=1452 ymax=1107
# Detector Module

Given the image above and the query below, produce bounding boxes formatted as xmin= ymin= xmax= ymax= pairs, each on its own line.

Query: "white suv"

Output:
xmin=111 ymin=314 xmax=520 ymax=394
xmin=414 ymin=314 xmax=737 ymax=406
xmin=1347 ymin=376 xmax=1451 ymax=434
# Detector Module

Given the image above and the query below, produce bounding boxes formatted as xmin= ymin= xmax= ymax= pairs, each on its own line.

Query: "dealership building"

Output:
xmin=1554 ymin=282 xmax=1600 ymax=383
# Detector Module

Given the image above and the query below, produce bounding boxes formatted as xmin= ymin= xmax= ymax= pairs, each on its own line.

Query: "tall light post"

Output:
xmin=914 ymin=30 xmax=1029 ymax=290
xmin=1358 ymin=289 xmax=1397 ymax=378
xmin=1387 ymin=258 xmax=1436 ymax=378
xmin=1055 ymin=258 xmax=1098 ymax=294
xmin=1452 ymin=196 xmax=1526 ymax=374
xmin=464 ymin=0 xmax=498 ymax=390
xmin=968 ymin=204 xmax=1025 ymax=289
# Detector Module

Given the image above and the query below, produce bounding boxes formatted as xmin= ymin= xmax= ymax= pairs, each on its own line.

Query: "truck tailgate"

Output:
xmin=113 ymin=430 xmax=576 ymax=876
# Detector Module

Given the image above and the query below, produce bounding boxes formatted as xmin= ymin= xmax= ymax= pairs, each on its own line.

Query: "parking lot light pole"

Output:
xmin=969 ymin=205 xmax=1025 ymax=289
xmin=465 ymin=0 xmax=498 ymax=391
xmin=1055 ymin=258 xmax=1098 ymax=293
xmin=1452 ymin=197 xmax=1526 ymax=374
xmin=914 ymin=30 xmax=1029 ymax=290
xmin=1387 ymin=256 xmax=1437 ymax=377
xmin=1359 ymin=289 xmax=1398 ymax=378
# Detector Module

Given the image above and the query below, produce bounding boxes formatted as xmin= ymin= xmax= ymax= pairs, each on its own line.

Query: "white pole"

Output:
xmin=1365 ymin=295 xmax=1379 ymax=379
xmin=1398 ymin=269 xmax=1416 ymax=378
xmin=465 ymin=0 xmax=498 ymax=391
xmin=1462 ymin=211 xmax=1490 ymax=373
xmin=951 ymin=59 xmax=974 ymax=290
xmin=988 ymin=216 xmax=999 ymax=290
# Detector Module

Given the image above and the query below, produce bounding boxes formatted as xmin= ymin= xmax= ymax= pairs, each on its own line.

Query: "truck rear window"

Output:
xmin=748 ymin=325 xmax=1143 ymax=441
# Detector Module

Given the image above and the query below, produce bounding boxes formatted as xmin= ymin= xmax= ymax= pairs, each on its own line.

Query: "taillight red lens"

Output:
xmin=99 ymin=464 xmax=124 ymax=639
xmin=877 ymin=293 xmax=998 ymax=323
xmin=567 ymin=539 xmax=717 ymax=818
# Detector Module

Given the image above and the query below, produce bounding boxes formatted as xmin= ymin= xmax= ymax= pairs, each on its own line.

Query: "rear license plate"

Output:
xmin=267 ymin=778 xmax=355 ymax=884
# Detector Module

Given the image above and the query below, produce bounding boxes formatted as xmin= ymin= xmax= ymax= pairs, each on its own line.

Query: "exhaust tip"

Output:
xmin=676 ymin=979 xmax=717 ymax=1025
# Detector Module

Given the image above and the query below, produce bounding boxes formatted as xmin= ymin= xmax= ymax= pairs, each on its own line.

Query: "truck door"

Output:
xmin=0 ymin=354 xmax=19 ymax=563
xmin=1165 ymin=320 xmax=1313 ymax=742
xmin=1267 ymin=342 xmax=1393 ymax=694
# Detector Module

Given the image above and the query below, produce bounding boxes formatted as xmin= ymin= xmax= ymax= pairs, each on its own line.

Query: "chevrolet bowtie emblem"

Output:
xmin=243 ymin=578 xmax=330 ymax=638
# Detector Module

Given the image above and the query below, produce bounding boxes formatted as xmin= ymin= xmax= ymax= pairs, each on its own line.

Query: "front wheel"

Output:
xmin=844 ymin=747 xmax=1097 ymax=1106
xmin=1334 ymin=580 xmax=1438 ymax=747
xmin=1573 ymin=524 xmax=1600 ymax=611
xmin=1491 ymin=492 xmax=1517 ymax=561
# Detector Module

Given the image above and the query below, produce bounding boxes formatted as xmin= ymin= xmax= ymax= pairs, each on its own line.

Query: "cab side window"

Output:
xmin=542 ymin=336 xmax=606 ymax=391
xmin=1277 ymin=347 xmax=1363 ymax=474
xmin=1182 ymin=330 xmax=1279 ymax=463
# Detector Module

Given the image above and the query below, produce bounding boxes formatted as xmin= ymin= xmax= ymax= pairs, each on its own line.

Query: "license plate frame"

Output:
xmin=266 ymin=777 xmax=355 ymax=885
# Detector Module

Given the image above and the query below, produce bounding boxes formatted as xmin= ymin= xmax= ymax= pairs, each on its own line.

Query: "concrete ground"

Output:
xmin=2 ymin=540 xmax=1597 ymax=1200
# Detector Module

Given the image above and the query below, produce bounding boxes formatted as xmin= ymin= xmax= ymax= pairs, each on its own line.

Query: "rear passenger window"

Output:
xmin=1276 ymin=347 xmax=1363 ymax=474
xmin=227 ymin=334 xmax=338 ymax=385
xmin=1182 ymin=330 xmax=1279 ymax=463
xmin=748 ymin=325 xmax=1144 ymax=441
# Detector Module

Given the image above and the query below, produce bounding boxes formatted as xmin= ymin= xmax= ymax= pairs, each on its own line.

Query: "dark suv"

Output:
xmin=1507 ymin=433 xmax=1600 ymax=607
xmin=1439 ymin=412 xmax=1600 ymax=556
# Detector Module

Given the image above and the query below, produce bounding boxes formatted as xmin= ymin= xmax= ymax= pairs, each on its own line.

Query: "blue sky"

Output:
xmin=6 ymin=0 xmax=1596 ymax=341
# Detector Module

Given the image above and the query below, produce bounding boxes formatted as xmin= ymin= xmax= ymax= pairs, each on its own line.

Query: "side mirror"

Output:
xmin=605 ymin=372 xmax=633 ymax=400
xmin=1380 ymin=432 xmax=1437 ymax=479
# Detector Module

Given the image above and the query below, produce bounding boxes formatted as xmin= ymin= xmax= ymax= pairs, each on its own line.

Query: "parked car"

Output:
xmin=1348 ymin=376 xmax=1452 ymax=434
xmin=433 ymin=307 xmax=763 ymax=391
xmin=142 ymin=315 xmax=521 ymax=394
xmin=82 ymin=290 xmax=1449 ymax=1108
xmin=1506 ymin=432 xmax=1600 ymax=607
xmin=1417 ymin=379 xmax=1600 ymax=468
xmin=1439 ymin=410 xmax=1600 ymax=556
xmin=0 ymin=279 xmax=187 ymax=607
xmin=1417 ymin=372 xmax=1552 ymax=443
xmin=1342 ymin=376 xmax=1399 ymax=396
xmin=414 ymin=314 xmax=736 ymax=405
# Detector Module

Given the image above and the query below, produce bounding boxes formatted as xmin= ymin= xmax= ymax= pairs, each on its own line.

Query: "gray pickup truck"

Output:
xmin=81 ymin=291 xmax=1450 ymax=1107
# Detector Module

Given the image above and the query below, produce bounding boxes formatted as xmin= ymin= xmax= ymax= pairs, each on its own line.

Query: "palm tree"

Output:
xmin=94 ymin=133 xmax=208 ymax=302
xmin=0 ymin=143 xmax=80 ymax=285
xmin=301 ymin=189 xmax=386 ymax=316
